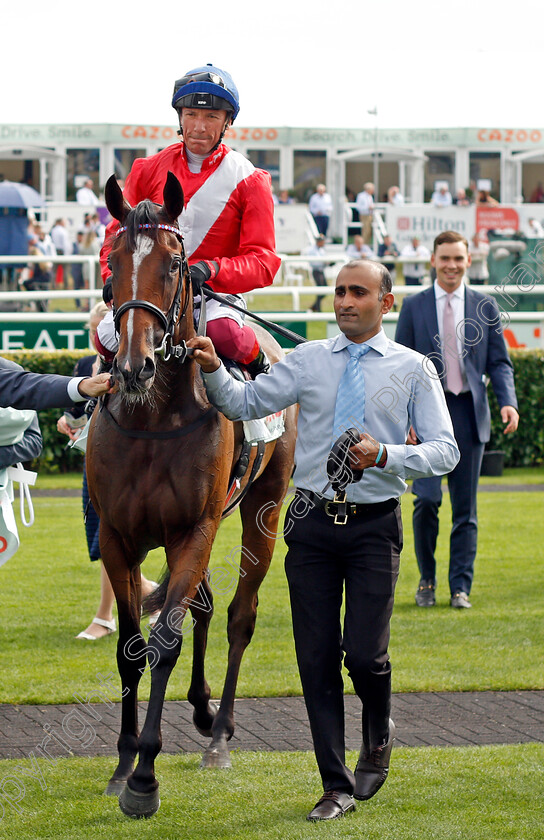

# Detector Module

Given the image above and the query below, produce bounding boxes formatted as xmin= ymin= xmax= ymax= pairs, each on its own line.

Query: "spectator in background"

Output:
xmin=387 ymin=186 xmax=404 ymax=206
xmin=476 ymin=190 xmax=499 ymax=206
xmin=278 ymin=189 xmax=294 ymax=205
xmin=355 ymin=182 xmax=375 ymax=244
xmin=395 ymin=231 xmax=518 ymax=611
xmin=346 ymin=188 xmax=360 ymax=237
xmin=24 ymin=223 xmax=56 ymax=309
xmin=89 ymin=212 xmax=106 ymax=245
xmin=431 ymin=184 xmax=452 ymax=208
xmin=309 ymin=183 xmax=333 ymax=236
xmin=76 ymin=177 xmax=100 ymax=206
xmin=529 ymin=182 xmax=544 ymax=203
xmin=453 ymin=188 xmax=471 ymax=207
xmin=377 ymin=235 xmax=400 ymax=279
xmin=50 ymin=218 xmax=72 ymax=289
xmin=306 ymin=233 xmax=329 ymax=312
xmin=56 ymin=302 xmax=158 ymax=640
xmin=467 ymin=231 xmax=490 ymax=285
xmin=525 ymin=217 xmax=544 ymax=238
xmin=80 ymin=228 xmax=101 ymax=296
xmin=400 ymin=236 xmax=430 ymax=285
xmin=71 ymin=230 xmax=86 ymax=309
xmin=346 ymin=234 xmax=375 ymax=260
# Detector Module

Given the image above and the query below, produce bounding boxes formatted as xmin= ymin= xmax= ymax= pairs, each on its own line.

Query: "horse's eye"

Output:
xmin=170 ymin=257 xmax=181 ymax=274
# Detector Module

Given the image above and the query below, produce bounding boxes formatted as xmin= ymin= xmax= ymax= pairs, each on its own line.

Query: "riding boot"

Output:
xmin=244 ymin=346 xmax=271 ymax=378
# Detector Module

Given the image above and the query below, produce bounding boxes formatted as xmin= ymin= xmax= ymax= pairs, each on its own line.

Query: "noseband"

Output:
xmin=112 ymin=222 xmax=192 ymax=362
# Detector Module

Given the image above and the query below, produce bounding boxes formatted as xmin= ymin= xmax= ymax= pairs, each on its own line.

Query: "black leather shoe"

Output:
xmin=354 ymin=718 xmax=395 ymax=801
xmin=415 ymin=578 xmax=436 ymax=607
xmin=306 ymin=791 xmax=355 ymax=822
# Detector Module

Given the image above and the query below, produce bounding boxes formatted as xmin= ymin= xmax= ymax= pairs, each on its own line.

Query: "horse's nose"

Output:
xmin=113 ymin=356 xmax=156 ymax=389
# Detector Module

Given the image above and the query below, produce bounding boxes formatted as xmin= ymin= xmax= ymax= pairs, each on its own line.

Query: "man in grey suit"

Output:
xmin=395 ymin=231 xmax=519 ymax=609
xmin=0 ymin=357 xmax=111 ymax=411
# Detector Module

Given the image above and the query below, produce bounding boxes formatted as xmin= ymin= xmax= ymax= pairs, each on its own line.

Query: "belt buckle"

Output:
xmin=327 ymin=491 xmax=349 ymax=525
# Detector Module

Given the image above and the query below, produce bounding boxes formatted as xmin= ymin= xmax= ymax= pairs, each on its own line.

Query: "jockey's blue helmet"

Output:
xmin=172 ymin=64 xmax=240 ymax=122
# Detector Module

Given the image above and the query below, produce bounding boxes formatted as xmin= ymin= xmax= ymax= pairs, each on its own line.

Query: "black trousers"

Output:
xmin=284 ymin=497 xmax=402 ymax=793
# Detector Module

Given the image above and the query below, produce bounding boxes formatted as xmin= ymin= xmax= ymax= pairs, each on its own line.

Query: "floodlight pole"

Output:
xmin=368 ymin=106 xmax=379 ymax=201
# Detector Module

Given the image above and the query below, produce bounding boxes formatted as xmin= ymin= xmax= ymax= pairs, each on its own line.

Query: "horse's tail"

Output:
xmin=142 ymin=569 xmax=170 ymax=615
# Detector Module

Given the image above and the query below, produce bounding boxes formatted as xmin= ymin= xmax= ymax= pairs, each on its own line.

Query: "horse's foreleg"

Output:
xmin=186 ymin=575 xmax=217 ymax=736
xmin=120 ymin=562 xmax=209 ymax=818
xmin=101 ymin=540 xmax=146 ymax=796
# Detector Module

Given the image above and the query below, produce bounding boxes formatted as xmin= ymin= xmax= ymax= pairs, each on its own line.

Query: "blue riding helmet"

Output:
xmin=172 ymin=64 xmax=240 ymax=121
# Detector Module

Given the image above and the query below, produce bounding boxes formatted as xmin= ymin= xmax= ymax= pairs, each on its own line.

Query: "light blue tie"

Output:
xmin=332 ymin=343 xmax=370 ymax=442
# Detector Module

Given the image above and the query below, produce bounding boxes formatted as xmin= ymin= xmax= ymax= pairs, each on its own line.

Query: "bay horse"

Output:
xmin=86 ymin=172 xmax=296 ymax=818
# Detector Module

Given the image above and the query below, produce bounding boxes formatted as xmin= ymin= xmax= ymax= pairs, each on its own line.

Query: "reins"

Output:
xmin=202 ymin=286 xmax=308 ymax=346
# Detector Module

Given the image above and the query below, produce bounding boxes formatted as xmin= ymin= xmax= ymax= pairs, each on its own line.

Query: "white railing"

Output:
xmin=1 ymin=252 xmax=543 ymax=348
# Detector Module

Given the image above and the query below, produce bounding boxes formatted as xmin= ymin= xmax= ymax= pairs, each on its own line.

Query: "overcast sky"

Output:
xmin=3 ymin=0 xmax=543 ymax=130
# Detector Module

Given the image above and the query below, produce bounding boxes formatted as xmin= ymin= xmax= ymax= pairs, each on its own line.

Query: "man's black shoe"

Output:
xmin=306 ymin=791 xmax=355 ymax=821
xmin=415 ymin=578 xmax=436 ymax=607
xmin=354 ymin=718 xmax=395 ymax=801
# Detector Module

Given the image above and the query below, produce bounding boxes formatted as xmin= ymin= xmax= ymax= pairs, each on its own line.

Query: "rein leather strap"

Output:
xmin=202 ymin=286 xmax=307 ymax=346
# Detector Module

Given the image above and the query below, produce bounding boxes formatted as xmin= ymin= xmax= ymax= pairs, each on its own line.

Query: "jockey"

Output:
xmin=96 ymin=64 xmax=280 ymax=377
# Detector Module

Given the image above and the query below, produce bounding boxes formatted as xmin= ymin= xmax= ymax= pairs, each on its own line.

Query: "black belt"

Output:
xmin=296 ymin=490 xmax=399 ymax=525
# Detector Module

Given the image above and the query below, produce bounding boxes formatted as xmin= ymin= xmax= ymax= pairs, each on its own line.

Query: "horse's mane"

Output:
xmin=123 ymin=200 xmax=162 ymax=250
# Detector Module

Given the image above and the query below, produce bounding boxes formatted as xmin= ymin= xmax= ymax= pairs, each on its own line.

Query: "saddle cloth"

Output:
xmin=243 ymin=412 xmax=285 ymax=445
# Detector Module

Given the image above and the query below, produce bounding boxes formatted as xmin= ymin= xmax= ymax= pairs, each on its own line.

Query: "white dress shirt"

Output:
xmin=308 ymin=192 xmax=333 ymax=217
xmin=355 ymin=190 xmax=374 ymax=216
xmin=76 ymin=187 xmax=99 ymax=206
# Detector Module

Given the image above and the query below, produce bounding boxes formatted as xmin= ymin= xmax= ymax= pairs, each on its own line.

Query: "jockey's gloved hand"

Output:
xmin=102 ymin=276 xmax=114 ymax=305
xmin=190 ymin=261 xmax=212 ymax=295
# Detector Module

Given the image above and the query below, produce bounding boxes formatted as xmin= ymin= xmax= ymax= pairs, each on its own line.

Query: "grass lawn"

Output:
xmin=0 ymin=745 xmax=542 ymax=840
xmin=1 ymin=475 xmax=543 ymax=704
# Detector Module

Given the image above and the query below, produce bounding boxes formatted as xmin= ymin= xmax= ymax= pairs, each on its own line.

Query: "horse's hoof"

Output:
xmin=104 ymin=778 xmax=127 ymax=796
xmin=118 ymin=785 xmax=160 ymax=818
xmin=200 ymin=744 xmax=232 ymax=769
xmin=193 ymin=701 xmax=218 ymax=737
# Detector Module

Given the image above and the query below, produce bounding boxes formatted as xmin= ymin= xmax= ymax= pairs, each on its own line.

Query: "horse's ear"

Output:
xmin=163 ymin=171 xmax=184 ymax=222
xmin=105 ymin=175 xmax=132 ymax=223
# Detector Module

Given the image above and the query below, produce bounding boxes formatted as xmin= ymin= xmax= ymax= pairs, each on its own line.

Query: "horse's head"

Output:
xmin=105 ymin=172 xmax=191 ymax=402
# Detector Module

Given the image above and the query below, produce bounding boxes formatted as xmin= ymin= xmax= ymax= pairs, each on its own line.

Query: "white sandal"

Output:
xmin=76 ymin=616 xmax=117 ymax=640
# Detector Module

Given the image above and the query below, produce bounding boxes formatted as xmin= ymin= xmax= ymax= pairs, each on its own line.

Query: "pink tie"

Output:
xmin=443 ymin=294 xmax=463 ymax=395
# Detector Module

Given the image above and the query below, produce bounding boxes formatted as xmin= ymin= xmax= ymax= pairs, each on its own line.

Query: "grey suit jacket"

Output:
xmin=0 ymin=357 xmax=77 ymax=411
xmin=395 ymin=285 xmax=517 ymax=443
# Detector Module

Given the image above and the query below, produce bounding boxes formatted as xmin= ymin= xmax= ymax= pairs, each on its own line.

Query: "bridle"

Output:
xmin=112 ymin=222 xmax=194 ymax=362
